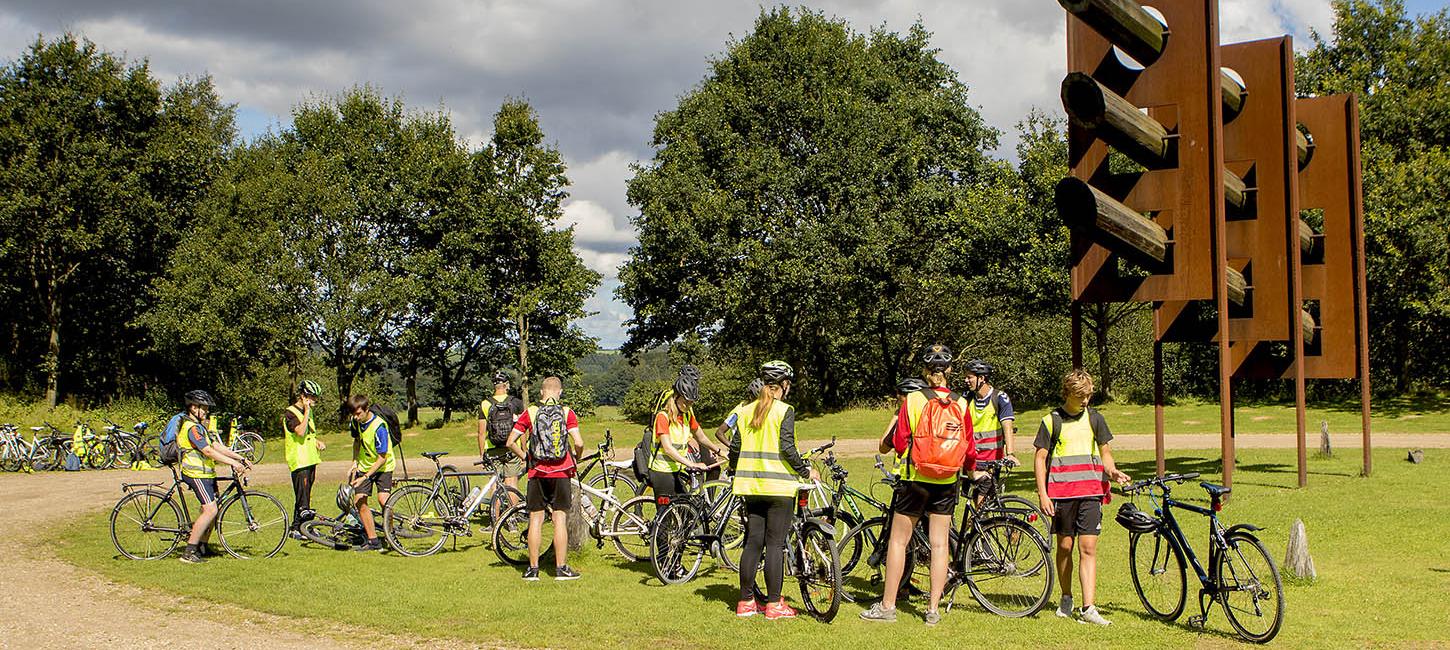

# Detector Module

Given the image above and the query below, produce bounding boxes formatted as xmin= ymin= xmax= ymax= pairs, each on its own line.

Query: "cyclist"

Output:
xmin=347 ymin=395 xmax=393 ymax=552
xmin=284 ymin=380 xmax=327 ymax=540
xmin=478 ymin=370 xmax=525 ymax=508
xmin=861 ymin=344 xmax=975 ymax=625
xmin=177 ymin=390 xmax=251 ymax=564
xmin=506 ymin=376 xmax=585 ymax=580
xmin=962 ymin=360 xmax=1016 ymax=504
xmin=714 ymin=378 xmax=764 ymax=447
xmin=1032 ymin=368 xmax=1130 ymax=626
xmin=728 ymin=360 xmax=817 ymax=620
xmin=649 ymin=371 xmax=724 ymax=500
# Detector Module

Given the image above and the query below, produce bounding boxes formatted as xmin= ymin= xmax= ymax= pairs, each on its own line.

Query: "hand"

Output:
xmin=315 ymin=440 xmax=326 ymax=451
xmin=1038 ymin=494 xmax=1055 ymax=517
xmin=351 ymin=475 xmax=367 ymax=488
xmin=1003 ymin=454 xmax=1020 ymax=468
xmin=690 ymin=461 xmax=708 ymax=471
xmin=1110 ymin=468 xmax=1131 ymax=484
xmin=808 ymin=467 xmax=820 ymax=482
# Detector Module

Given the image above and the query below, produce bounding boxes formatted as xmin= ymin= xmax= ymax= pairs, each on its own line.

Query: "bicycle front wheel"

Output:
xmin=584 ymin=470 xmax=640 ymax=514
xmin=1218 ymin=532 xmax=1285 ymax=643
xmin=85 ymin=439 xmax=114 ymax=470
xmin=300 ymin=517 xmax=355 ymax=550
xmin=839 ymin=516 xmax=887 ymax=596
xmin=236 ymin=432 xmax=266 ymax=464
xmin=383 ymin=484 xmax=450 ymax=557
xmin=650 ymin=502 xmax=705 ymax=585
xmin=1129 ymin=530 xmax=1188 ymax=620
xmin=964 ymin=517 xmax=1054 ymax=618
xmin=110 ymin=489 xmax=184 ymax=560
xmin=796 ymin=524 xmax=843 ymax=622
xmin=217 ymin=490 xmax=288 ymax=559
xmin=610 ymin=495 xmax=657 ymax=561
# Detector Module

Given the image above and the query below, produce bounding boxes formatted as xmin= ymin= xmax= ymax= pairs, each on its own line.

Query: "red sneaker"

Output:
xmin=764 ymin=600 xmax=798 ymax=620
xmin=736 ymin=599 xmax=762 ymax=618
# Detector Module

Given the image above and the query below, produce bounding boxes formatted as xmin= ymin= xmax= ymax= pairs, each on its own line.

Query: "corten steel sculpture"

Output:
xmin=1052 ymin=0 xmax=1370 ymax=488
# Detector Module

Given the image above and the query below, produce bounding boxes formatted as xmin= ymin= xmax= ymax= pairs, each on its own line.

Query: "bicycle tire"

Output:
xmin=900 ymin=521 xmax=961 ymax=599
xmin=839 ymin=516 xmax=887 ymax=596
xmin=0 ymin=443 xmax=20 ymax=472
xmin=300 ymin=517 xmax=357 ymax=550
xmin=830 ymin=511 xmax=862 ymax=576
xmin=650 ymin=501 xmax=705 ymax=585
xmin=142 ymin=437 xmax=162 ymax=467
xmin=584 ymin=470 xmax=640 ymax=514
xmin=1218 ymin=532 xmax=1285 ymax=643
xmin=492 ymin=503 xmax=553 ymax=566
xmin=996 ymin=494 xmax=1052 ymax=544
xmin=235 ymin=432 xmax=266 ymax=465
xmin=610 ymin=495 xmax=657 ymax=561
xmin=85 ymin=438 xmax=114 ymax=470
xmin=217 ymin=490 xmax=289 ymax=559
xmin=108 ymin=439 xmax=134 ymax=469
xmin=440 ymin=465 xmax=470 ymax=508
xmin=38 ymin=442 xmax=62 ymax=471
xmin=796 ymin=523 xmax=843 ymax=622
xmin=484 ymin=484 xmax=525 ymax=527
xmin=963 ymin=517 xmax=1053 ymax=618
xmin=383 ymin=484 xmax=451 ymax=557
xmin=110 ymin=488 xmax=184 ymax=560
xmin=1129 ymin=530 xmax=1188 ymax=620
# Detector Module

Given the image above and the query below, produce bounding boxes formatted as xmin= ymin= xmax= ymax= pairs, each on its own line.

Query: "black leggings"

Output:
xmin=739 ymin=495 xmax=793 ymax=602
xmin=649 ymin=470 xmax=688 ymax=501
xmin=291 ymin=465 xmax=316 ymax=526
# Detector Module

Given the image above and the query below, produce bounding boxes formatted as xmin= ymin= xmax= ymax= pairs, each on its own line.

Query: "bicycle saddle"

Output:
xmin=1199 ymin=482 xmax=1231 ymax=498
xmin=421 ymin=451 xmax=449 ymax=460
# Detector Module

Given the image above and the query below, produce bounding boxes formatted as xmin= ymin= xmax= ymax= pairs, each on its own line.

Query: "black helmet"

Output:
xmin=759 ymin=360 xmax=794 ymax=384
xmin=677 ymin=364 xmax=702 ymax=381
xmin=492 ymin=370 xmax=509 ymax=385
xmin=337 ymin=483 xmax=357 ymax=514
xmin=747 ymin=378 xmax=764 ymax=399
xmin=920 ymin=344 xmax=954 ymax=371
xmin=672 ymin=374 xmax=699 ymax=402
xmin=963 ymin=359 xmax=992 ymax=377
xmin=895 ymin=377 xmax=928 ymax=395
xmin=1115 ymin=502 xmax=1160 ymax=534
xmin=184 ymin=390 xmax=216 ymax=408
xmin=298 ymin=379 xmax=323 ymax=398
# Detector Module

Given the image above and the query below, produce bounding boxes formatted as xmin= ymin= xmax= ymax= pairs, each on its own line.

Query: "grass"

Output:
xmin=59 ymin=447 xmax=1450 ymax=648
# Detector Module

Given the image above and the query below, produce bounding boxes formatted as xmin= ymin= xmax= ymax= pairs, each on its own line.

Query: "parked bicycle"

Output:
xmin=216 ymin=414 xmax=266 ymax=465
xmin=100 ymin=417 xmax=158 ymax=469
xmin=1118 ymin=472 xmax=1284 ymax=643
xmin=0 ymin=423 xmax=53 ymax=472
xmin=108 ymin=464 xmax=288 ymax=560
xmin=383 ymin=451 xmax=526 ymax=556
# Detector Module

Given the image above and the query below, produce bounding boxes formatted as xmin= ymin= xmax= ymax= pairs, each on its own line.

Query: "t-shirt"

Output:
xmin=654 ymin=412 xmax=700 ymax=438
xmin=1032 ymin=407 xmax=1113 ymax=450
xmin=512 ymin=406 xmax=580 ymax=478
xmin=283 ymin=409 xmax=303 ymax=434
xmin=974 ymin=389 xmax=1015 ymax=422
xmin=187 ymin=422 xmax=211 ymax=451
xmin=479 ymin=394 xmax=526 ymax=451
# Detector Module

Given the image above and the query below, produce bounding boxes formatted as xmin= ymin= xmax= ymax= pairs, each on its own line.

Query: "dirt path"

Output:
xmin=813 ymin=432 xmax=1450 ymax=458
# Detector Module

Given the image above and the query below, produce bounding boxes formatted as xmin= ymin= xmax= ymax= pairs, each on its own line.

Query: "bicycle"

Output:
xmin=966 ymin=458 xmax=1051 ymax=543
xmin=299 ymin=484 xmax=370 ymax=550
xmin=108 ymin=464 xmax=288 ymax=560
xmin=217 ymin=415 xmax=266 ymax=465
xmin=1119 ymin=472 xmax=1285 ymax=643
xmin=100 ymin=417 xmax=158 ymax=469
xmin=0 ymin=424 xmax=51 ymax=472
xmin=72 ymin=420 xmax=116 ymax=470
xmin=383 ymin=451 xmax=525 ymax=556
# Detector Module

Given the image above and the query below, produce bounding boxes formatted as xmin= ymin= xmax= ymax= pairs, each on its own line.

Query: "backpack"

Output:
xmin=528 ymin=403 xmax=570 ymax=463
xmin=371 ymin=404 xmax=404 ymax=447
xmin=482 ymin=396 xmax=516 ymax=447
xmin=158 ymin=412 xmax=185 ymax=466
xmin=632 ymin=425 xmax=653 ymax=486
xmin=63 ymin=450 xmax=81 ymax=471
xmin=906 ymin=389 xmax=972 ymax=480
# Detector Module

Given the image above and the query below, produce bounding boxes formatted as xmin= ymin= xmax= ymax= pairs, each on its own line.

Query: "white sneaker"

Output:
xmin=1055 ymin=595 xmax=1074 ymax=618
xmin=1079 ymin=605 xmax=1112 ymax=626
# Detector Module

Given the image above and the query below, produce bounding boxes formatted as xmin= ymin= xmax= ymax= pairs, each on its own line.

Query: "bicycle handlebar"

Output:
xmin=1122 ymin=472 xmax=1201 ymax=494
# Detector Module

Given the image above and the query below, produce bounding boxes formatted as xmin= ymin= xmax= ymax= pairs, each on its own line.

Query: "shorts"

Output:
xmin=892 ymin=480 xmax=959 ymax=517
xmin=649 ymin=470 xmax=688 ymax=503
xmin=485 ymin=447 xmax=525 ymax=478
xmin=354 ymin=471 xmax=394 ymax=496
xmin=182 ymin=476 xmax=219 ymax=505
xmin=527 ymin=476 xmax=573 ymax=512
xmin=1051 ymin=497 xmax=1104 ymax=537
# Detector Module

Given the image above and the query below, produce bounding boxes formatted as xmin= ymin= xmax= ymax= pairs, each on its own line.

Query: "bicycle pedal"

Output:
xmin=1188 ymin=615 xmax=1206 ymax=629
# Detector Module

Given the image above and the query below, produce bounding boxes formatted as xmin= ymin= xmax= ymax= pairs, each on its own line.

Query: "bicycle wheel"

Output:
xmin=142 ymin=437 xmax=162 ymax=467
xmin=584 ymin=470 xmax=640 ymax=514
xmin=0 ymin=442 xmax=19 ymax=472
xmin=831 ymin=511 xmax=862 ymax=577
xmin=796 ymin=524 xmax=843 ymax=622
xmin=300 ymin=517 xmax=355 ymax=550
xmin=236 ymin=432 xmax=266 ymax=464
xmin=110 ymin=489 xmax=184 ymax=560
xmin=492 ymin=503 xmax=553 ymax=566
xmin=997 ymin=494 xmax=1052 ymax=545
xmin=712 ymin=495 xmax=748 ymax=572
xmin=217 ymin=490 xmax=289 ymax=559
xmin=483 ymin=484 xmax=525 ymax=527
xmin=964 ymin=517 xmax=1053 ymax=617
xmin=650 ymin=502 xmax=705 ymax=585
xmin=839 ymin=516 xmax=887 ymax=595
xmin=383 ymin=484 xmax=451 ymax=557
xmin=900 ymin=521 xmax=959 ymax=599
xmin=1129 ymin=530 xmax=1187 ymax=620
xmin=108 ymin=439 xmax=134 ymax=469
xmin=440 ymin=465 xmax=470 ymax=508
xmin=610 ymin=495 xmax=657 ymax=561
xmin=1218 ymin=532 xmax=1285 ymax=643
xmin=85 ymin=439 xmax=114 ymax=470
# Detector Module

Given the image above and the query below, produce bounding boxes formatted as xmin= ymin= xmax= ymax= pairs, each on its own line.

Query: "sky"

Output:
xmin=2 ymin=0 xmax=1445 ymax=349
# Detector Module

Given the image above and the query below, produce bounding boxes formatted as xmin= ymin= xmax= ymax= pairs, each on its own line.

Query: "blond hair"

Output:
xmin=1061 ymin=368 xmax=1095 ymax=400
xmin=751 ymin=381 xmax=787 ymax=430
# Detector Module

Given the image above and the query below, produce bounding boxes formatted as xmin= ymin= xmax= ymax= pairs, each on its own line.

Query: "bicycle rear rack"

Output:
xmin=121 ymin=482 xmax=164 ymax=493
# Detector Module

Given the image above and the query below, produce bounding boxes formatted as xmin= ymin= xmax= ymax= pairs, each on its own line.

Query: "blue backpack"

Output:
xmin=159 ymin=413 xmax=185 ymax=466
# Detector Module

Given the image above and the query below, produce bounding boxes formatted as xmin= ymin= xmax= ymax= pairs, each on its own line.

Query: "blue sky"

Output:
xmin=4 ymin=0 xmax=1438 ymax=349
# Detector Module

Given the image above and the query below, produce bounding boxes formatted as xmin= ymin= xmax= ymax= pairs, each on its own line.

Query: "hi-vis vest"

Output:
xmin=178 ymin=419 xmax=218 ymax=479
xmin=731 ymin=400 xmax=800 ymax=497
xmin=283 ymin=404 xmax=320 ymax=471
xmin=650 ymin=408 xmax=693 ymax=473
xmin=970 ymin=390 xmax=1006 ymax=461
xmin=1043 ymin=409 xmax=1107 ymax=500
xmin=355 ymin=415 xmax=396 ymax=473
xmin=902 ymin=388 xmax=970 ymax=485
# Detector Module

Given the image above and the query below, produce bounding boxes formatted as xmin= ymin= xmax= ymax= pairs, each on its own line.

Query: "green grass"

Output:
xmin=59 ymin=448 xmax=1450 ymax=647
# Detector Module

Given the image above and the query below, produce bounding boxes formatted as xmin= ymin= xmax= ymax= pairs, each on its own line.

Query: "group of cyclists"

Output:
xmin=160 ymin=343 xmax=1131 ymax=627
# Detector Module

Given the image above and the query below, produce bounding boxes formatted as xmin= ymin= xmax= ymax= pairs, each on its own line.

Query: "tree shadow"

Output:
xmin=1095 ymin=603 xmax=1243 ymax=641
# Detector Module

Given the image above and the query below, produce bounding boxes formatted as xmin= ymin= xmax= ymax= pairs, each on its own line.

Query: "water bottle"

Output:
xmin=460 ymin=486 xmax=485 ymax=518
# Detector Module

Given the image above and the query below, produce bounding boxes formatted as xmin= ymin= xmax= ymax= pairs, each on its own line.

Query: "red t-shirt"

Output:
xmin=512 ymin=406 xmax=580 ymax=478
xmin=653 ymin=412 xmax=699 ymax=437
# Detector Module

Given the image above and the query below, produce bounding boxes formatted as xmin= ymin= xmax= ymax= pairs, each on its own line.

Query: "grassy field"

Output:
xmin=59 ymin=447 xmax=1450 ymax=648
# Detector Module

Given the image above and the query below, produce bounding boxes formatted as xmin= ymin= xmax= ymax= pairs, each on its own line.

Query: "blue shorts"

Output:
xmin=182 ymin=476 xmax=219 ymax=505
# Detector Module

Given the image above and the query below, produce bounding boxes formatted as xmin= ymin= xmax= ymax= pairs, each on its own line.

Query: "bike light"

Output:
xmin=656 ymin=496 xmax=671 ymax=506
xmin=1212 ymin=500 xmax=1222 ymax=512
xmin=797 ymin=493 xmax=810 ymax=509
xmin=1027 ymin=513 xmax=1038 ymax=523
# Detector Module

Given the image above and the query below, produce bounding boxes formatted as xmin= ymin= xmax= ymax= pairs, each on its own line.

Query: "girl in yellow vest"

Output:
xmin=177 ymin=390 xmax=251 ymax=564
xmin=284 ymin=380 xmax=326 ymax=540
xmin=728 ymin=360 xmax=817 ymax=620
xmin=650 ymin=372 xmax=725 ymax=499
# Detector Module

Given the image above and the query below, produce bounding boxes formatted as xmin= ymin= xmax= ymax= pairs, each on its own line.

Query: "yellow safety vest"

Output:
xmin=731 ymin=400 xmax=801 ymax=497
xmin=178 ymin=419 xmax=218 ymax=479
xmin=969 ymin=390 xmax=1005 ymax=460
xmin=282 ymin=404 xmax=321 ymax=471
xmin=355 ymin=415 xmax=396 ymax=473
xmin=650 ymin=409 xmax=693 ymax=473
xmin=1043 ymin=409 xmax=1106 ymax=500
xmin=901 ymin=389 xmax=969 ymax=485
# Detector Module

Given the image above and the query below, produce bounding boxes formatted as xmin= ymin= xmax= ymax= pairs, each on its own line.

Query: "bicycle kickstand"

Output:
xmin=1188 ymin=591 xmax=1212 ymax=629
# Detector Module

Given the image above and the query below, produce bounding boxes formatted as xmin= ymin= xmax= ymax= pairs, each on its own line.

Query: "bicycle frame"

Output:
xmin=1145 ymin=488 xmax=1235 ymax=615
xmin=120 ymin=467 xmax=252 ymax=536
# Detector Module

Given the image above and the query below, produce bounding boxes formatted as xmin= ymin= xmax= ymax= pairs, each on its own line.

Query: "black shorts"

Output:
xmin=355 ymin=471 xmax=394 ymax=496
xmin=527 ymin=476 xmax=572 ymax=512
xmin=1051 ymin=497 xmax=1104 ymax=537
xmin=892 ymin=480 xmax=959 ymax=517
xmin=182 ymin=476 xmax=219 ymax=505
xmin=649 ymin=470 xmax=688 ymax=502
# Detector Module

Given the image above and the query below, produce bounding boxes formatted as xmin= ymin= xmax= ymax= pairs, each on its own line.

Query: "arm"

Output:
xmin=476 ymin=416 xmax=488 ymax=457
xmin=776 ymin=408 xmax=818 ymax=481
xmin=1033 ymin=447 xmax=1054 ymax=516
xmin=727 ymin=427 xmax=742 ymax=473
xmin=507 ymin=418 xmax=528 ymax=462
xmin=1100 ymin=443 xmax=1130 ymax=484
xmin=714 ymin=422 xmax=731 ymax=447
xmin=878 ymin=417 xmax=897 ymax=455
xmin=201 ymin=444 xmax=247 ymax=471
xmin=569 ymin=427 xmax=584 ymax=457
xmin=692 ymin=424 xmax=723 ymax=456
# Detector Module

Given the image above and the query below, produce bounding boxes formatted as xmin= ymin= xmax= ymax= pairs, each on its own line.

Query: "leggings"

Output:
xmin=291 ymin=465 xmax=316 ymax=526
xmin=738 ymin=495 xmax=793 ymax=602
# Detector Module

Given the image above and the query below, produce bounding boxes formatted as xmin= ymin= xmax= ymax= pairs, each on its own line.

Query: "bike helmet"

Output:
xmin=672 ymin=373 xmax=700 ymax=402
xmin=963 ymin=359 xmax=992 ymax=377
xmin=747 ymin=378 xmax=764 ymax=399
xmin=184 ymin=390 xmax=216 ymax=408
xmin=895 ymin=377 xmax=928 ymax=395
xmin=677 ymin=364 xmax=702 ymax=381
xmin=492 ymin=370 xmax=509 ymax=385
xmin=298 ymin=379 xmax=323 ymax=398
xmin=336 ymin=483 xmax=357 ymax=514
xmin=920 ymin=344 xmax=954 ymax=371
xmin=759 ymin=360 xmax=794 ymax=384
xmin=1115 ymin=502 xmax=1160 ymax=534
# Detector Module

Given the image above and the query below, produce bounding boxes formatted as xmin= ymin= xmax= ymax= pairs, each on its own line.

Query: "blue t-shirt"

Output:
xmin=373 ymin=419 xmax=390 ymax=455
xmin=974 ymin=389 xmax=1015 ymax=422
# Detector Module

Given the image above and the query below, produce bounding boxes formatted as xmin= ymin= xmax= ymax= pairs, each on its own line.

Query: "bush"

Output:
xmin=619 ymin=362 xmax=754 ymax=426
xmin=424 ymin=418 xmax=446 ymax=430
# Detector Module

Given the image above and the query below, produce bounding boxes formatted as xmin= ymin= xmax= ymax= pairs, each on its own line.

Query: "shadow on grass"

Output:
xmin=1096 ymin=602 xmax=1245 ymax=642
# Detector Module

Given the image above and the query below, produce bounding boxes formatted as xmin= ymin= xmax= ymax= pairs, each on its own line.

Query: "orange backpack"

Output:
xmin=908 ymin=389 xmax=973 ymax=480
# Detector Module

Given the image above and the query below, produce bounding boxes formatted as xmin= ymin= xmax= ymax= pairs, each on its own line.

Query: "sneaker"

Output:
xmin=736 ymin=599 xmax=763 ymax=618
xmin=522 ymin=566 xmax=540 ymax=581
xmin=859 ymin=602 xmax=897 ymax=623
xmin=555 ymin=565 xmax=581 ymax=581
xmin=763 ymin=601 xmax=797 ymax=621
xmin=352 ymin=540 xmax=381 ymax=552
xmin=1079 ymin=605 xmax=1112 ymax=626
xmin=288 ymin=530 xmax=307 ymax=541
xmin=924 ymin=609 xmax=942 ymax=626
xmin=1056 ymin=595 xmax=1075 ymax=618
xmin=178 ymin=550 xmax=206 ymax=564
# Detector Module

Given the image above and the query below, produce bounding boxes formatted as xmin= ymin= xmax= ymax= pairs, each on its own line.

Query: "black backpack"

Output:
xmin=482 ymin=396 xmax=516 ymax=447
xmin=528 ymin=403 xmax=569 ymax=462
xmin=354 ymin=404 xmax=403 ymax=447
xmin=632 ymin=425 xmax=653 ymax=486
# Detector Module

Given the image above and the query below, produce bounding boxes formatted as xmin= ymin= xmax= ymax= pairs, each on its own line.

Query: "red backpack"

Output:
xmin=908 ymin=389 xmax=973 ymax=480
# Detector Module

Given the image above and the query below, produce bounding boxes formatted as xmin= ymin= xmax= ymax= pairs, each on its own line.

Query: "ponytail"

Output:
xmin=750 ymin=386 xmax=777 ymax=430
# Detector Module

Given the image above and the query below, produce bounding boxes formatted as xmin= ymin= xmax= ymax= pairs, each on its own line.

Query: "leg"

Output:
xmin=926 ymin=512 xmax=952 ymax=612
xmin=762 ymin=496 xmax=791 ymax=603
xmin=738 ymin=498 xmax=768 ymax=601
xmin=881 ymin=511 xmax=918 ymax=608
xmin=356 ymin=494 xmax=376 ymax=540
xmin=188 ymin=503 xmax=219 ymax=545
xmin=504 ymin=474 xmax=520 ymax=507
xmin=1056 ymin=535 xmax=1076 ymax=598
xmin=551 ymin=478 xmax=571 ymax=568
xmin=1078 ymin=534 xmax=1099 ymax=607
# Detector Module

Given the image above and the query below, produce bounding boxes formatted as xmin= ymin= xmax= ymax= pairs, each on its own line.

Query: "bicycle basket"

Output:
xmin=1115 ymin=502 xmax=1161 ymax=534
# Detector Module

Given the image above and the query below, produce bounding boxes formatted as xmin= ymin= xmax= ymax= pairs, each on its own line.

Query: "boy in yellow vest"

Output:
xmin=1033 ymin=369 xmax=1130 ymax=625
xmin=348 ymin=394 xmax=393 ymax=552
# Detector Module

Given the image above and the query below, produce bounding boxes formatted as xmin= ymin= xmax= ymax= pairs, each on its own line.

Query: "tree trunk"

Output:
xmin=405 ymin=354 xmax=419 ymax=426
xmin=336 ymin=360 xmax=357 ymax=425
xmin=516 ymin=312 xmax=531 ymax=404
xmin=42 ymin=284 xmax=61 ymax=408
xmin=1094 ymin=316 xmax=1112 ymax=399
